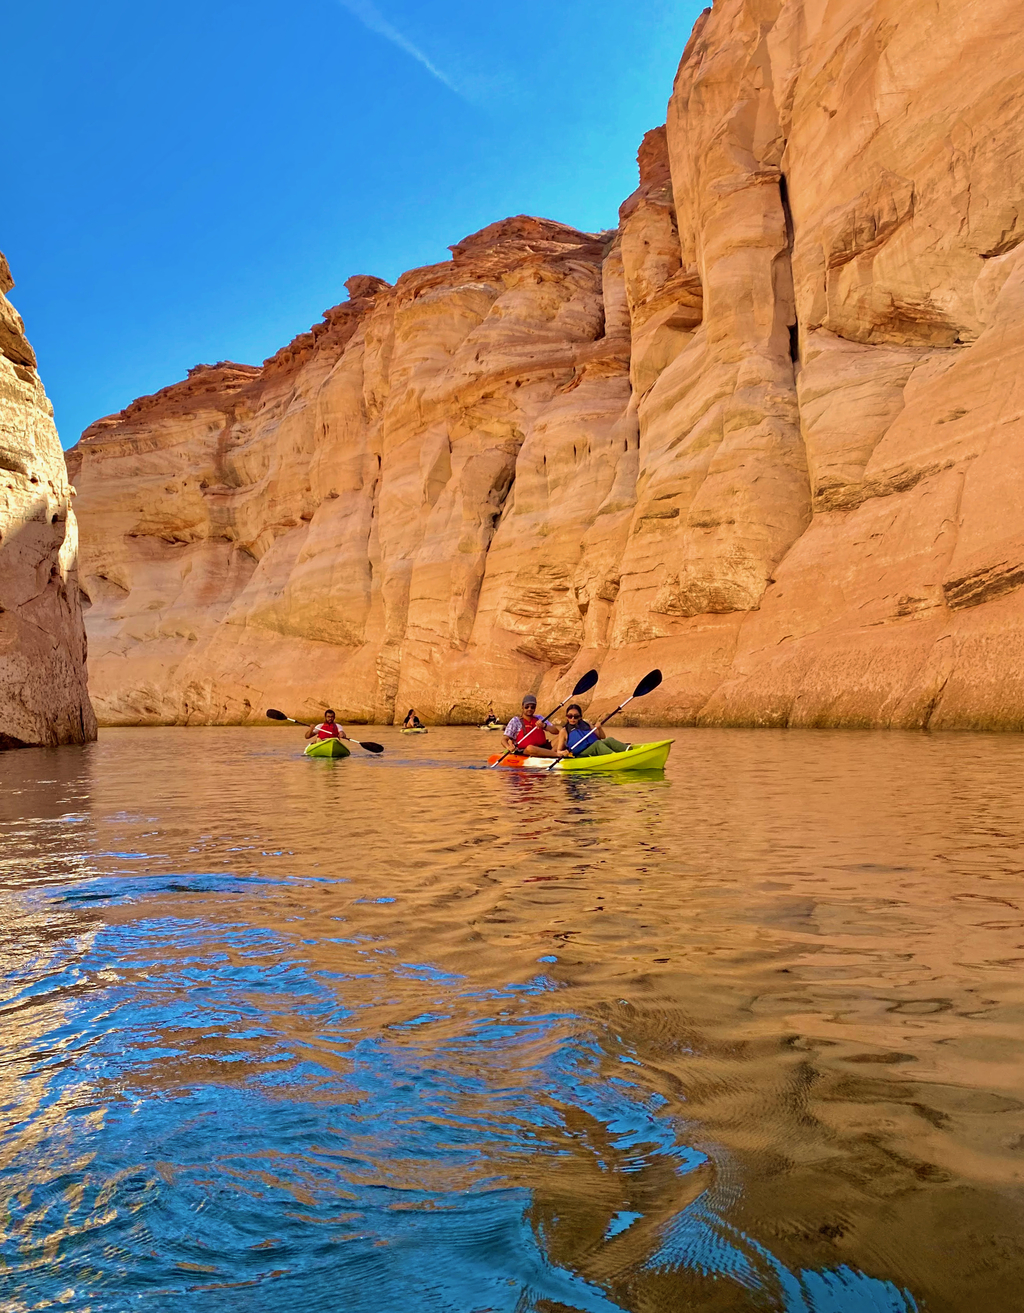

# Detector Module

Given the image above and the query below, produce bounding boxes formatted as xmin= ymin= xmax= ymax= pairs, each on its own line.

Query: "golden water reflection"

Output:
xmin=1 ymin=726 xmax=1023 ymax=1310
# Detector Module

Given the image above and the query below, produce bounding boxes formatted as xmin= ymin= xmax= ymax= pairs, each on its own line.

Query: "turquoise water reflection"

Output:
xmin=1 ymin=904 xmax=911 ymax=1311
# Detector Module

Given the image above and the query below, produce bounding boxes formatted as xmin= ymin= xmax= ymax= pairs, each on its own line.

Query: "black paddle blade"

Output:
xmin=359 ymin=742 xmax=385 ymax=754
xmin=633 ymin=669 xmax=663 ymax=698
xmin=266 ymin=708 xmax=288 ymax=721
xmin=572 ymin=668 xmax=599 ymax=696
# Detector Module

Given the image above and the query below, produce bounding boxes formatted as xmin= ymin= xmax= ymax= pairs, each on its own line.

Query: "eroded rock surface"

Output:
xmin=1 ymin=252 xmax=95 ymax=748
xmin=68 ymin=0 xmax=1024 ymax=729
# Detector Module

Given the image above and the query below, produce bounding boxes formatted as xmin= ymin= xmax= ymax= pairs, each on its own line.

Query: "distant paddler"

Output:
xmin=401 ymin=709 xmax=429 ymax=733
xmin=501 ymin=693 xmax=567 ymax=760
xmin=305 ymin=709 xmax=350 ymax=746
xmin=553 ymin=704 xmax=630 ymax=758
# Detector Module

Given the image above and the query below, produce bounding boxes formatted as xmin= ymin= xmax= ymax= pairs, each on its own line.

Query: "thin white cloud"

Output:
xmin=335 ymin=0 xmax=461 ymax=95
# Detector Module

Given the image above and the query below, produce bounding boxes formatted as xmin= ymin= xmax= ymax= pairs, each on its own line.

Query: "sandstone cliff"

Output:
xmin=68 ymin=0 xmax=1024 ymax=729
xmin=1 ymin=252 xmax=95 ymax=749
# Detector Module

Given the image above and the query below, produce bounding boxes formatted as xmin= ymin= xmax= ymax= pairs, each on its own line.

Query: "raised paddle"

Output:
xmin=546 ymin=669 xmax=663 ymax=769
xmin=488 ymin=668 xmax=599 ymax=769
xmin=265 ymin=709 xmax=384 ymax=753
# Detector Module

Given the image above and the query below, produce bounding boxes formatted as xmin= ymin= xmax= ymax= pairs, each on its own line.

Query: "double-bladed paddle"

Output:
xmin=489 ymin=668 xmax=599 ymax=769
xmin=546 ymin=669 xmax=663 ymax=769
xmin=266 ymin=708 xmax=384 ymax=753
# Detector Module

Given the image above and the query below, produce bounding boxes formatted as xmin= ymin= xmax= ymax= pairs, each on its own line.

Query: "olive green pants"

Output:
xmin=576 ymin=737 xmax=629 ymax=757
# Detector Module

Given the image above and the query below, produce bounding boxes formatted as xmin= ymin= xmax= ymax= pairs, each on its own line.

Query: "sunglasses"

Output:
xmin=566 ymin=713 xmax=581 ymax=720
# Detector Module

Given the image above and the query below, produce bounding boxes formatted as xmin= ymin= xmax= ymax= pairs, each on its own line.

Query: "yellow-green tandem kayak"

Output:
xmin=488 ymin=739 xmax=673 ymax=772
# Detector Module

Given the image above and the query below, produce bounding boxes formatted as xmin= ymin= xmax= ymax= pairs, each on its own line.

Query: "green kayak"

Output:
xmin=401 ymin=726 xmax=428 ymax=734
xmin=304 ymin=738 xmax=351 ymax=758
xmin=488 ymin=739 xmax=674 ymax=772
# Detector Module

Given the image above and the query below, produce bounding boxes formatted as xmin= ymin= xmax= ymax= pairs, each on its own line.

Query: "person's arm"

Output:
xmin=502 ymin=718 xmax=521 ymax=753
xmin=305 ymin=725 xmax=317 ymax=739
xmin=338 ymin=727 xmax=350 ymax=740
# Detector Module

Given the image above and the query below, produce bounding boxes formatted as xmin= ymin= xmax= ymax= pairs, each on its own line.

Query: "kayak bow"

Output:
xmin=304 ymin=738 xmax=351 ymax=758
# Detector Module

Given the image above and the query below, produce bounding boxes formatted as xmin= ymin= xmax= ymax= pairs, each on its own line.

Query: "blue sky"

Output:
xmin=6 ymin=1 xmax=704 ymax=446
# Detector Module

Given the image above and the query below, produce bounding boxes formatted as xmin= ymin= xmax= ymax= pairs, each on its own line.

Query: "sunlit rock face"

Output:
xmin=68 ymin=0 xmax=1024 ymax=728
xmin=0 ymin=251 xmax=95 ymax=749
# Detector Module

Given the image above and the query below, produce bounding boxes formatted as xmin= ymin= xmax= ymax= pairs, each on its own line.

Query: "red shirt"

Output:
xmin=316 ymin=722 xmax=342 ymax=740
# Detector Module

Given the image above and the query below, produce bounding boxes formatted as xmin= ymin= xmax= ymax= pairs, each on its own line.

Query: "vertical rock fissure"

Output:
xmin=779 ymin=173 xmax=800 ymax=367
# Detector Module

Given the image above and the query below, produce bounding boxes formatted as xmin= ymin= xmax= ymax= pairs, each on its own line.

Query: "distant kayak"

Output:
xmin=479 ymin=724 xmax=503 ymax=731
xmin=401 ymin=726 xmax=428 ymax=734
xmin=488 ymin=739 xmax=674 ymax=772
xmin=304 ymin=738 xmax=351 ymax=758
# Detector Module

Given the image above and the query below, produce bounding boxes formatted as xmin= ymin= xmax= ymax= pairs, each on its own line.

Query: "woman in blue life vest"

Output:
xmin=554 ymin=704 xmax=630 ymax=758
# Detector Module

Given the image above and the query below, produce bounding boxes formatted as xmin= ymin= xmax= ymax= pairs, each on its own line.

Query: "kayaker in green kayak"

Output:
xmin=403 ymin=708 xmax=424 ymax=729
xmin=553 ymin=704 xmax=630 ymax=758
xmin=502 ymin=694 xmax=566 ymax=759
xmin=305 ymin=709 xmax=350 ymax=746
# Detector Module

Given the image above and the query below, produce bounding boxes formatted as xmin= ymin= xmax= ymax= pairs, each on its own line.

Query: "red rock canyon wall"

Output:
xmin=68 ymin=0 xmax=1024 ymax=728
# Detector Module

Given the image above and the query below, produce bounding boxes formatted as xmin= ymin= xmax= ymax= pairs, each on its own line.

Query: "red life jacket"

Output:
xmin=317 ymin=722 xmax=341 ymax=740
xmin=515 ymin=716 xmax=547 ymax=750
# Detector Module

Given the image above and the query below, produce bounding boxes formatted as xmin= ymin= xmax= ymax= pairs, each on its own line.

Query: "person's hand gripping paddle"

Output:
xmin=546 ymin=669 xmax=662 ymax=769
xmin=489 ymin=669 xmax=599 ymax=769
xmin=265 ymin=709 xmax=384 ymax=753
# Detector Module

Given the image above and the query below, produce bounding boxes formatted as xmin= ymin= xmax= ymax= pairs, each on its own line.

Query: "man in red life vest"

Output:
xmin=304 ymin=709 xmax=350 ymax=745
xmin=501 ymin=694 xmax=568 ymax=759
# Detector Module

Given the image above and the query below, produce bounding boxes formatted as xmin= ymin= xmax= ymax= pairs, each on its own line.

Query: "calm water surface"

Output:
xmin=2 ymin=726 xmax=1023 ymax=1311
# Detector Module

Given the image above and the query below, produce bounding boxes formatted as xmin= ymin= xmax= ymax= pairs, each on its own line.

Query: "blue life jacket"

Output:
xmin=566 ymin=721 xmax=594 ymax=752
